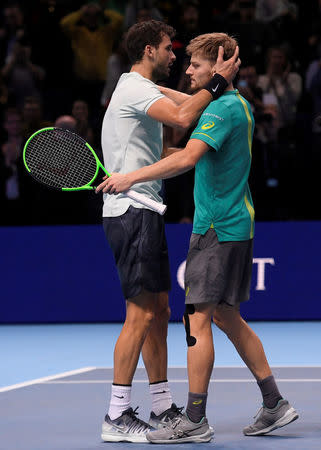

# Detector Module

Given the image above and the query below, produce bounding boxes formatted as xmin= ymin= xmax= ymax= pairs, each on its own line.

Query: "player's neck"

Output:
xmin=130 ymin=63 xmax=154 ymax=82
xmin=226 ymin=83 xmax=234 ymax=91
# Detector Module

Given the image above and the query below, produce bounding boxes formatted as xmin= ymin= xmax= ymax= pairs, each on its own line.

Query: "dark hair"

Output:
xmin=125 ymin=20 xmax=175 ymax=64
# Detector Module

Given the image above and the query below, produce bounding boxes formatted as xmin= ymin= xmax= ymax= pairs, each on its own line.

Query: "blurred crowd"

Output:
xmin=0 ymin=0 xmax=320 ymax=226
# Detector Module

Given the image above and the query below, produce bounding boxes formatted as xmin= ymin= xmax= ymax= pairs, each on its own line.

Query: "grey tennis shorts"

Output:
xmin=184 ymin=228 xmax=253 ymax=306
xmin=103 ymin=206 xmax=171 ymax=300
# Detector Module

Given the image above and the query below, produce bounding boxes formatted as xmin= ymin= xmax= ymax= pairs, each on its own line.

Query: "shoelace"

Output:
xmin=166 ymin=405 xmax=184 ymax=421
xmin=126 ymin=407 xmax=150 ymax=433
xmin=171 ymin=414 xmax=185 ymax=429
xmin=253 ymin=404 xmax=264 ymax=419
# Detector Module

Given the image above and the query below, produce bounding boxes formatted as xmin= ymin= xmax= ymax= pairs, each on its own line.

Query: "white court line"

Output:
xmin=2 ymin=365 xmax=321 ymax=392
xmin=44 ymin=378 xmax=321 ymax=384
xmin=0 ymin=367 xmax=97 ymax=393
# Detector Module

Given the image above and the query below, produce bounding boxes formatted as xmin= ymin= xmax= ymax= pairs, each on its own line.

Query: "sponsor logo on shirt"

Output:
xmin=201 ymin=121 xmax=215 ymax=130
xmin=203 ymin=113 xmax=224 ymax=121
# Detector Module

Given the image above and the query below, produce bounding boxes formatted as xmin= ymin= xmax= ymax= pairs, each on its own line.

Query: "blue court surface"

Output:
xmin=1 ymin=322 xmax=321 ymax=449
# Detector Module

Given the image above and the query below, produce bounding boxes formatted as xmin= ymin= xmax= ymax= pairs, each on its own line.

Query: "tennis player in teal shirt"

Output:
xmin=97 ymin=32 xmax=298 ymax=444
xmin=191 ymin=91 xmax=255 ymax=241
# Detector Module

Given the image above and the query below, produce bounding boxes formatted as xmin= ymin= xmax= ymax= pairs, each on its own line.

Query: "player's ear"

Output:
xmin=145 ymin=44 xmax=154 ymax=58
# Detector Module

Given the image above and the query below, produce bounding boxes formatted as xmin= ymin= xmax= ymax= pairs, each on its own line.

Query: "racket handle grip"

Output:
xmin=126 ymin=189 xmax=167 ymax=215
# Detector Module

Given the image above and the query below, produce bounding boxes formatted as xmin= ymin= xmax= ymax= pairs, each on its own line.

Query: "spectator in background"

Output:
xmin=27 ymin=0 xmax=75 ymax=121
xmin=123 ymin=0 xmax=163 ymax=30
xmin=237 ymin=65 xmax=264 ymax=114
xmin=100 ymin=33 xmax=130 ymax=108
xmin=304 ymin=0 xmax=321 ymax=69
xmin=255 ymin=0 xmax=297 ymax=24
xmin=60 ymin=2 xmax=123 ymax=116
xmin=1 ymin=36 xmax=45 ymax=108
xmin=0 ymin=107 xmax=28 ymax=224
xmin=254 ymin=0 xmax=299 ymax=51
xmin=54 ymin=114 xmax=76 ymax=131
xmin=100 ymin=2 xmax=156 ymax=109
xmin=71 ymin=99 xmax=95 ymax=145
xmin=0 ymin=3 xmax=27 ymax=66
xmin=257 ymin=46 xmax=302 ymax=132
xmin=237 ymin=65 xmax=280 ymax=216
xmin=306 ymin=52 xmax=321 ymax=131
xmin=225 ymin=0 xmax=273 ymax=72
xmin=0 ymin=71 xmax=8 ymax=111
xmin=305 ymin=50 xmax=321 ymax=160
xmin=21 ymin=96 xmax=52 ymax=141
xmin=257 ymin=46 xmax=302 ymax=218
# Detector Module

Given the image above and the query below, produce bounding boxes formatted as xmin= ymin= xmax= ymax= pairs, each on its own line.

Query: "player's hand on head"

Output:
xmin=215 ymin=45 xmax=241 ymax=84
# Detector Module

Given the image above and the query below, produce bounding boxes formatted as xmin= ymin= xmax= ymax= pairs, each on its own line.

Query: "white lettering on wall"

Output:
xmin=177 ymin=260 xmax=186 ymax=289
xmin=176 ymin=258 xmax=276 ymax=291
xmin=252 ymin=258 xmax=275 ymax=290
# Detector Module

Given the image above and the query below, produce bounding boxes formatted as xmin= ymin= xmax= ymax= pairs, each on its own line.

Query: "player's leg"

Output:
xmin=185 ymin=302 xmax=215 ymax=416
xmin=213 ymin=304 xmax=298 ymax=435
xmin=141 ymin=291 xmax=182 ymax=427
xmin=101 ymin=289 xmax=157 ymax=442
xmin=147 ymin=230 xmax=219 ymax=444
xmin=213 ymin=303 xmax=272 ymax=381
xmin=146 ymin=301 xmax=215 ymax=444
xmin=101 ymin=208 xmax=162 ymax=442
xmin=113 ymin=289 xmax=159 ymax=385
xmin=142 ymin=291 xmax=170 ymax=383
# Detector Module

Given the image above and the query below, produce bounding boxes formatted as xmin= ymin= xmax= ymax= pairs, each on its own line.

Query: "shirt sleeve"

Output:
xmin=190 ymin=102 xmax=232 ymax=151
xmin=128 ymin=77 xmax=165 ymax=115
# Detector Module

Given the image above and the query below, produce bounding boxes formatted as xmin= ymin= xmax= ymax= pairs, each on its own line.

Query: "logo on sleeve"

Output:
xmin=201 ymin=121 xmax=215 ymax=130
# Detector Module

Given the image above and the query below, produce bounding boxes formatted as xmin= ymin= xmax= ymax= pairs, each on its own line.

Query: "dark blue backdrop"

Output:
xmin=1 ymin=222 xmax=320 ymax=323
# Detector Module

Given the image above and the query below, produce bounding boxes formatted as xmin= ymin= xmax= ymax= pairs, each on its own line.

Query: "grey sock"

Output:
xmin=186 ymin=392 xmax=208 ymax=423
xmin=257 ymin=375 xmax=283 ymax=409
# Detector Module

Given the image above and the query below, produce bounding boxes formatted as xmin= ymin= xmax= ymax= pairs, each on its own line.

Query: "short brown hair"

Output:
xmin=126 ymin=20 xmax=175 ymax=64
xmin=186 ymin=33 xmax=237 ymax=63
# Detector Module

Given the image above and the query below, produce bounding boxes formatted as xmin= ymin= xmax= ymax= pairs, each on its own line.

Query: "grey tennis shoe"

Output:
xmin=146 ymin=412 xmax=214 ymax=444
xmin=149 ymin=403 xmax=184 ymax=429
xmin=243 ymin=399 xmax=299 ymax=436
xmin=101 ymin=407 xmax=152 ymax=442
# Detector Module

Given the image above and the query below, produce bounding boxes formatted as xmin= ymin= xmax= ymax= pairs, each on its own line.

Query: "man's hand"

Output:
xmin=215 ymin=46 xmax=241 ymax=84
xmin=95 ymin=173 xmax=133 ymax=194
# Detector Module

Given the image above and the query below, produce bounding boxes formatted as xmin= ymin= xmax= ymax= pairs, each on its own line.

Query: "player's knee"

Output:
xmin=126 ymin=308 xmax=155 ymax=330
xmin=213 ymin=305 xmax=240 ymax=334
xmin=160 ymin=305 xmax=171 ymax=322
xmin=141 ymin=309 xmax=156 ymax=328
xmin=153 ymin=293 xmax=170 ymax=322
xmin=212 ymin=311 xmax=226 ymax=331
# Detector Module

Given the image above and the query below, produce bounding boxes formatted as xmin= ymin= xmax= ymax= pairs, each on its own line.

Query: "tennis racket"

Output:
xmin=23 ymin=127 xmax=167 ymax=215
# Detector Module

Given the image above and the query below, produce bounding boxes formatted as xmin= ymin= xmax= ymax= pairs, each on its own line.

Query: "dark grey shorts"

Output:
xmin=103 ymin=206 xmax=171 ymax=300
xmin=184 ymin=228 xmax=253 ymax=306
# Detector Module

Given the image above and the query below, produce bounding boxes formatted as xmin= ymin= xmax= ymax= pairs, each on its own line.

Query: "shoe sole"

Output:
xmin=243 ymin=408 xmax=299 ymax=436
xmin=146 ymin=429 xmax=214 ymax=444
xmin=101 ymin=432 xmax=148 ymax=443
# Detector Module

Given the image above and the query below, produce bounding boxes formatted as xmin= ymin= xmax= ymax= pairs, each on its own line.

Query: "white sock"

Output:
xmin=108 ymin=384 xmax=132 ymax=420
xmin=149 ymin=381 xmax=173 ymax=416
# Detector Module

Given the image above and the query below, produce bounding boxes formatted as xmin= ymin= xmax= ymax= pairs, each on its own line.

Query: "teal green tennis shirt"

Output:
xmin=190 ymin=89 xmax=255 ymax=241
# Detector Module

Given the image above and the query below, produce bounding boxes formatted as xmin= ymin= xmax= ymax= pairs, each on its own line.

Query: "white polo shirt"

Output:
xmin=101 ymin=72 xmax=165 ymax=217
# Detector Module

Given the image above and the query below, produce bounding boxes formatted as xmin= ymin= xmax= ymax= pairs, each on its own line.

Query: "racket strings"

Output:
xmin=25 ymin=129 xmax=97 ymax=189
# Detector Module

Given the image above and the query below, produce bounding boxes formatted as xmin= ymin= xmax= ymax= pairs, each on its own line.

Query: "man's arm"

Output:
xmin=96 ymin=139 xmax=209 ymax=194
xmin=147 ymin=46 xmax=240 ymax=129
xmin=161 ymin=146 xmax=184 ymax=158
xmin=158 ymin=86 xmax=191 ymax=105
